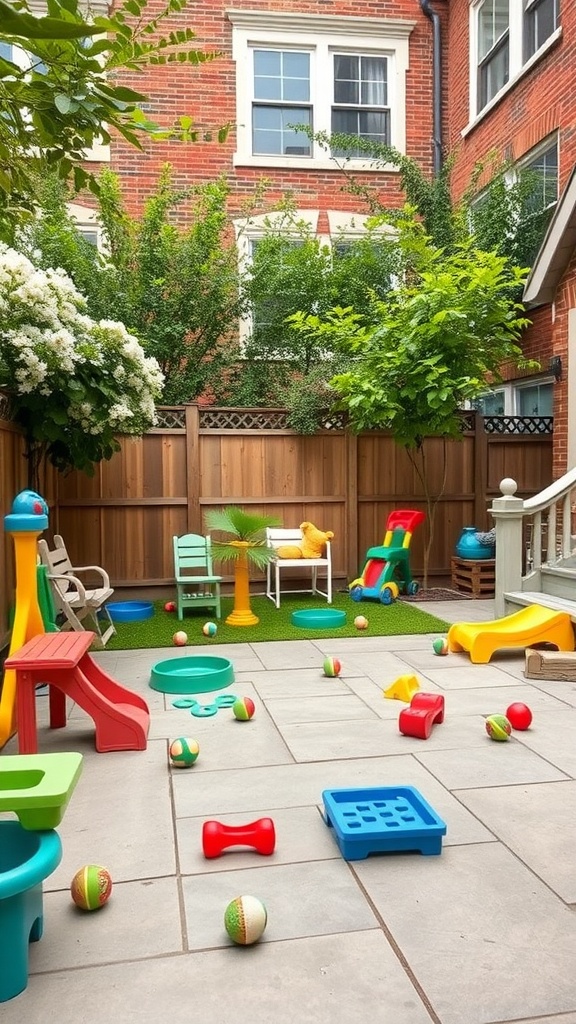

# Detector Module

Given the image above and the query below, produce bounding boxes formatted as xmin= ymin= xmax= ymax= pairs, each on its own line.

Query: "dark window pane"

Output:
xmin=524 ymin=0 xmax=558 ymax=59
xmin=334 ymin=79 xmax=358 ymax=104
xmin=479 ymin=36 xmax=509 ymax=108
xmin=334 ymin=54 xmax=358 ymax=80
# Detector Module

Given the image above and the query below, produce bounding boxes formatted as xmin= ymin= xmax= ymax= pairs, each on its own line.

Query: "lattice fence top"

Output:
xmin=484 ymin=416 xmax=553 ymax=435
xmin=154 ymin=407 xmax=186 ymax=430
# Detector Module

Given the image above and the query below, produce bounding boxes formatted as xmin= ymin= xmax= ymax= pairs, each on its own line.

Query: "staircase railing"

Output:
xmin=490 ymin=469 xmax=576 ymax=616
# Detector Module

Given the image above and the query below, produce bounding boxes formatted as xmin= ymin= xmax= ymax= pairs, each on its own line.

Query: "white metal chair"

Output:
xmin=37 ymin=535 xmax=115 ymax=648
xmin=173 ymin=534 xmax=222 ymax=620
xmin=265 ymin=527 xmax=333 ymax=609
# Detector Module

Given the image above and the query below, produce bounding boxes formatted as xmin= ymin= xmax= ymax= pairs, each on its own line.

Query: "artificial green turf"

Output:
xmin=105 ymin=593 xmax=450 ymax=650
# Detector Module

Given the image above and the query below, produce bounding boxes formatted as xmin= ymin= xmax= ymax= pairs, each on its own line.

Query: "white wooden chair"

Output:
xmin=265 ymin=527 xmax=333 ymax=609
xmin=173 ymin=534 xmax=222 ymax=620
xmin=37 ymin=535 xmax=115 ymax=648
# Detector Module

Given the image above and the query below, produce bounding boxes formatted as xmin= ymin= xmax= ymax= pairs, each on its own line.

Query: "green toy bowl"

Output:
xmin=150 ymin=656 xmax=235 ymax=694
xmin=291 ymin=608 xmax=347 ymax=629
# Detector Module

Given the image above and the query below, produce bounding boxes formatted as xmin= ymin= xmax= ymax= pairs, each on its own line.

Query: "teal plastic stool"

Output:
xmin=0 ymin=820 xmax=62 ymax=1002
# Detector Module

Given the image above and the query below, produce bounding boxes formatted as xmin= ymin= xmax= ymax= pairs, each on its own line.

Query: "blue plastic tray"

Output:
xmin=322 ymin=786 xmax=446 ymax=860
xmin=107 ymin=601 xmax=154 ymax=623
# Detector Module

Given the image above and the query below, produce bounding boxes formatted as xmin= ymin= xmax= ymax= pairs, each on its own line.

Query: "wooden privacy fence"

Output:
xmin=1 ymin=403 xmax=553 ymax=646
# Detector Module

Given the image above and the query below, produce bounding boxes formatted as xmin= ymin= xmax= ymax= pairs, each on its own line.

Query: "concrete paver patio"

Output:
xmin=3 ymin=597 xmax=576 ymax=1024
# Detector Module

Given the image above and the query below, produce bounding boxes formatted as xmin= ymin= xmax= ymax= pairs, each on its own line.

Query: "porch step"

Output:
xmin=504 ymin=590 xmax=576 ymax=622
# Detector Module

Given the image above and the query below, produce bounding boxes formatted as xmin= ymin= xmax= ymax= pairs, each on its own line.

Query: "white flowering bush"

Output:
xmin=0 ymin=244 xmax=164 ymax=477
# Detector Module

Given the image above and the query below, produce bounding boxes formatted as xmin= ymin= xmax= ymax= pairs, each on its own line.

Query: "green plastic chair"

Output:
xmin=173 ymin=534 xmax=222 ymax=621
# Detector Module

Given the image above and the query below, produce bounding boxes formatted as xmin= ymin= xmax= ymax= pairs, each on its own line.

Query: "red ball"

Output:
xmin=505 ymin=702 xmax=532 ymax=730
xmin=164 ymin=601 xmax=176 ymax=613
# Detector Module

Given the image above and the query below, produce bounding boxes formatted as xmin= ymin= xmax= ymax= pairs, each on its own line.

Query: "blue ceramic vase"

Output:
xmin=455 ymin=526 xmax=494 ymax=560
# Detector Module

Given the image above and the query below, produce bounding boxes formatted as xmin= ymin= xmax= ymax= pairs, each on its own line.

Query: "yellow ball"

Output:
xmin=354 ymin=615 xmax=369 ymax=630
xmin=70 ymin=865 xmax=112 ymax=911
xmin=173 ymin=630 xmax=188 ymax=646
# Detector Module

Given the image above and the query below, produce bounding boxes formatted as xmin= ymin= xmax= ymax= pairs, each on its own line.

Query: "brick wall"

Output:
xmin=108 ymin=0 xmax=437 ymax=219
xmin=445 ymin=0 xmax=576 ymax=477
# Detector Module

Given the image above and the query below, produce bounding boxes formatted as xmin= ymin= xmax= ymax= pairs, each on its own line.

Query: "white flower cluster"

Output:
xmin=0 ymin=244 xmax=165 ymax=437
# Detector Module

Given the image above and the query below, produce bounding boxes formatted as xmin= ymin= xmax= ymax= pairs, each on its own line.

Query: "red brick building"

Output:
xmin=80 ymin=0 xmax=575 ymax=476
xmin=446 ymin=0 xmax=573 ymax=477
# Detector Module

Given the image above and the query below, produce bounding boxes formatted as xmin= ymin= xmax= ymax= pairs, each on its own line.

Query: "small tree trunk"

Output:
xmin=226 ymin=541 xmax=259 ymax=626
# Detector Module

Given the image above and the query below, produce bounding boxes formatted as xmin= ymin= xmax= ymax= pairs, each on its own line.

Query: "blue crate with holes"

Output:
xmin=322 ymin=786 xmax=447 ymax=860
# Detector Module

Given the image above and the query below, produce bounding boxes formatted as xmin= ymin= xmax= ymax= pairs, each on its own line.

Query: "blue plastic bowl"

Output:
xmin=291 ymin=608 xmax=347 ymax=629
xmin=107 ymin=601 xmax=154 ymax=623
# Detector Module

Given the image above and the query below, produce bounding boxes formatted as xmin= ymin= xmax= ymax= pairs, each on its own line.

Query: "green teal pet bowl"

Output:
xmin=150 ymin=656 xmax=235 ymax=694
xmin=291 ymin=608 xmax=347 ymax=629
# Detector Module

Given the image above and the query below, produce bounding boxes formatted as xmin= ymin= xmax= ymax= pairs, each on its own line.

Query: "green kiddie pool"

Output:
xmin=291 ymin=608 xmax=347 ymax=629
xmin=150 ymin=656 xmax=235 ymax=694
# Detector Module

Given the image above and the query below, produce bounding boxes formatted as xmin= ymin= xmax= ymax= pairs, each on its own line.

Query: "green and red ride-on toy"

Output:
xmin=349 ymin=509 xmax=425 ymax=605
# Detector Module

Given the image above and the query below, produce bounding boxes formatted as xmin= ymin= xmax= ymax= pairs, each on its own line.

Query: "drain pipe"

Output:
xmin=419 ymin=0 xmax=444 ymax=176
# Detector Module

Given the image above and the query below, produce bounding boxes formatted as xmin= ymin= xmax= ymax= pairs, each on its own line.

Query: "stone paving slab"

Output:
xmin=416 ymin=737 xmax=569 ymax=789
xmin=457 ymin=779 xmax=576 ymax=901
xmin=353 ymin=842 xmax=576 ymax=1024
xmin=1 ymin=932 xmax=437 ymax=1024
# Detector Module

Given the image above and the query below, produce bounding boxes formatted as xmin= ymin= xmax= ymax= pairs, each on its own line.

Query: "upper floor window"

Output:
xmin=472 ymin=0 xmax=560 ymax=116
xmin=229 ymin=9 xmax=414 ymax=171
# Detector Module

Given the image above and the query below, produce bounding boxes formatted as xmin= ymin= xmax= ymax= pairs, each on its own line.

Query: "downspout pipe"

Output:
xmin=419 ymin=0 xmax=443 ymax=176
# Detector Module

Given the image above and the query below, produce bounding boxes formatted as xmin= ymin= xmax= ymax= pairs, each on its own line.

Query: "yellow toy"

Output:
xmin=448 ymin=604 xmax=575 ymax=664
xmin=383 ymin=674 xmax=421 ymax=702
xmin=277 ymin=522 xmax=334 ymax=560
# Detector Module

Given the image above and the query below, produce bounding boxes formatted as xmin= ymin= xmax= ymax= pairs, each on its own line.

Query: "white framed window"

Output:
xmin=469 ymin=0 xmax=560 ymax=119
xmin=474 ymin=377 xmax=554 ymax=416
xmin=228 ymin=10 xmax=414 ymax=171
xmin=67 ymin=203 xmax=103 ymax=251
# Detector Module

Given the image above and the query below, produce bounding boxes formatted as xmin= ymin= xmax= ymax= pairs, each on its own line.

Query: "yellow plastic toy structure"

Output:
xmin=383 ymin=674 xmax=421 ymax=702
xmin=0 ymin=491 xmax=48 ymax=748
xmin=447 ymin=604 xmax=575 ymax=665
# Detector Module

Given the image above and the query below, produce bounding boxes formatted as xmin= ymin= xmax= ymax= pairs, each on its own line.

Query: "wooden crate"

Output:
xmin=451 ymin=556 xmax=495 ymax=598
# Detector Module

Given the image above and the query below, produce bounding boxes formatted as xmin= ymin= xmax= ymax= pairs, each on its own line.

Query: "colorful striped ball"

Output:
xmin=323 ymin=657 xmax=342 ymax=677
xmin=70 ymin=865 xmax=112 ymax=911
xmin=432 ymin=637 xmax=449 ymax=656
xmin=202 ymin=621 xmax=218 ymax=637
xmin=169 ymin=737 xmax=200 ymax=767
xmin=232 ymin=697 xmax=255 ymax=721
xmin=224 ymin=894 xmax=267 ymax=945
xmin=485 ymin=714 xmax=512 ymax=742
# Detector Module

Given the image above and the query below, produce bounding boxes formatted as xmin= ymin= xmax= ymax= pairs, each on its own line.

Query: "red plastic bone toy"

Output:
xmin=398 ymin=692 xmax=445 ymax=740
xmin=202 ymin=817 xmax=276 ymax=858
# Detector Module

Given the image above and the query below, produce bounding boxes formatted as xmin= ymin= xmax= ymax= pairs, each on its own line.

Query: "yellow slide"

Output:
xmin=447 ymin=604 xmax=575 ymax=665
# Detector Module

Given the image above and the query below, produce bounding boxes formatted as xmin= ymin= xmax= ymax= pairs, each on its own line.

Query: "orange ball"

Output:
xmin=173 ymin=630 xmax=188 ymax=646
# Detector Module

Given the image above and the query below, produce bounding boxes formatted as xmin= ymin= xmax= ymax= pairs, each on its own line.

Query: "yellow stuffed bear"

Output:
xmin=277 ymin=522 xmax=334 ymax=559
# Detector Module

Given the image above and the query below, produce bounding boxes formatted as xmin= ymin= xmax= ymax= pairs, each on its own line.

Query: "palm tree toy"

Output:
xmin=204 ymin=506 xmax=280 ymax=626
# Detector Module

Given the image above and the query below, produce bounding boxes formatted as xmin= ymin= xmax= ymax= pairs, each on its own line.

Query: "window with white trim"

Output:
xmin=474 ymin=378 xmax=554 ymax=416
xmin=471 ymin=0 xmax=560 ymax=116
xmin=228 ymin=10 xmax=414 ymax=170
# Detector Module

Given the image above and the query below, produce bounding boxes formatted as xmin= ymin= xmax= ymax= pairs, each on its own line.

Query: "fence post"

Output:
xmin=491 ymin=477 xmax=524 ymax=617
xmin=185 ymin=403 xmax=200 ymax=533
xmin=346 ymin=429 xmax=358 ymax=581
xmin=474 ymin=412 xmax=489 ymax=528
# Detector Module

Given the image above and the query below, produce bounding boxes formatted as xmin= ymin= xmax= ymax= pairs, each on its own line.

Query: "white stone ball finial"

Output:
xmin=499 ymin=478 xmax=518 ymax=496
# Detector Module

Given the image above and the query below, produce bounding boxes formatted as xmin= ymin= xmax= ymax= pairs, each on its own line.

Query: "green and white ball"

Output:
xmin=485 ymin=714 xmax=512 ymax=742
xmin=432 ymin=637 xmax=449 ymax=656
xmin=224 ymin=894 xmax=267 ymax=945
xmin=202 ymin=621 xmax=217 ymax=637
xmin=169 ymin=737 xmax=200 ymax=767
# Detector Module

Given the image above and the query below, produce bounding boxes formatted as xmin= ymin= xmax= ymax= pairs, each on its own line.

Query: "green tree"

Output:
xmin=0 ymin=243 xmax=164 ymax=485
xmin=0 ymin=0 xmax=220 ymax=240
xmin=231 ymin=205 xmax=399 ymax=417
xmin=21 ymin=167 xmax=245 ymax=403
xmin=289 ymin=216 xmax=534 ymax=585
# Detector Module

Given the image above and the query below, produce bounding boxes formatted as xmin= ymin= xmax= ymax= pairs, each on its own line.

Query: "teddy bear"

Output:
xmin=277 ymin=522 xmax=334 ymax=559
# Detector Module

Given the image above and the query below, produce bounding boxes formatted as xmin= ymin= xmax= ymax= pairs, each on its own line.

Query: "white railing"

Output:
xmin=490 ymin=470 xmax=576 ymax=615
